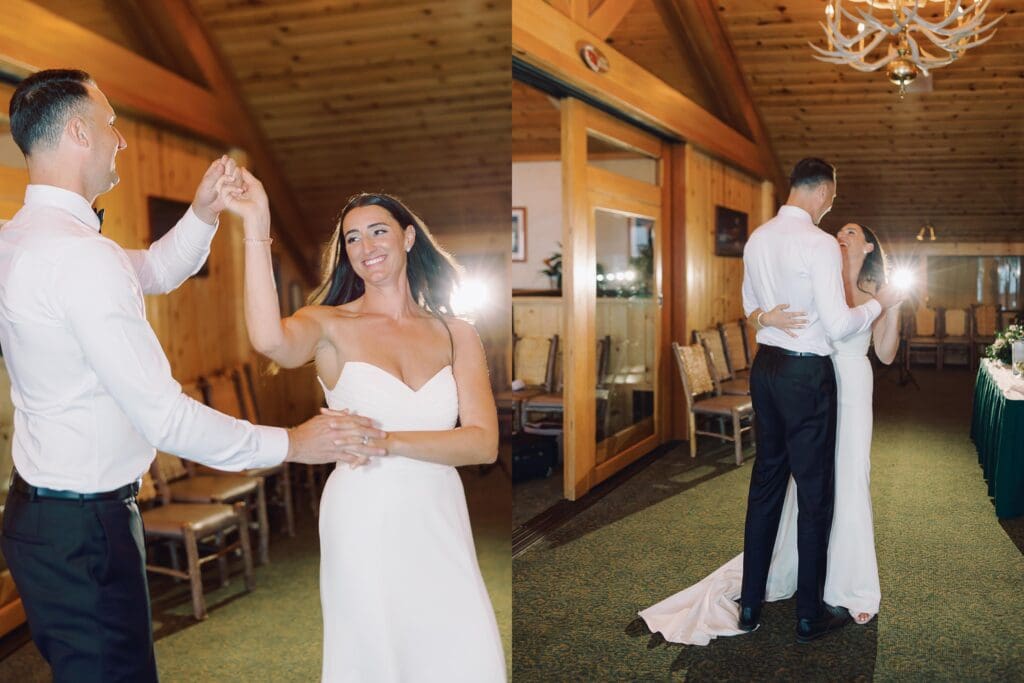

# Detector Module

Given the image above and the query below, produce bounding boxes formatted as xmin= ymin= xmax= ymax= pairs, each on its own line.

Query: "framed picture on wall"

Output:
xmin=512 ymin=207 xmax=527 ymax=262
xmin=148 ymin=196 xmax=210 ymax=276
xmin=714 ymin=206 xmax=748 ymax=257
xmin=629 ymin=217 xmax=654 ymax=257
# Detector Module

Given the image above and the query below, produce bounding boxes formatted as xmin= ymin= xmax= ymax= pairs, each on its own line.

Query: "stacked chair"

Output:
xmin=971 ymin=304 xmax=997 ymax=368
xmin=496 ymin=334 xmax=558 ymax=435
xmin=672 ymin=341 xmax=754 ymax=466
xmin=939 ymin=307 xmax=971 ymax=368
xmin=905 ymin=306 xmax=941 ymax=369
xmin=694 ymin=327 xmax=749 ymax=396
xmin=140 ymin=469 xmax=255 ymax=621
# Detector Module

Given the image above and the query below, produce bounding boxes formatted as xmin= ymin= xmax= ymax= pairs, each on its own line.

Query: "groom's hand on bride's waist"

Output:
xmin=285 ymin=410 xmax=387 ymax=466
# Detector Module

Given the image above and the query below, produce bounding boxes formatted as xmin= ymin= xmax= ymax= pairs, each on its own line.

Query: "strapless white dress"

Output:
xmin=639 ymin=329 xmax=881 ymax=644
xmin=318 ymin=362 xmax=506 ymax=681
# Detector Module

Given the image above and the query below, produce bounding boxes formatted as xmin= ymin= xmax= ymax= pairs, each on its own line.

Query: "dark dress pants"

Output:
xmin=739 ymin=346 xmax=838 ymax=620
xmin=1 ymin=487 xmax=158 ymax=683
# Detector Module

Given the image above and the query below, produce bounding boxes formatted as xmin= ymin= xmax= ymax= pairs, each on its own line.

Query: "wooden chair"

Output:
xmin=971 ymin=304 xmax=997 ymax=368
xmin=998 ymin=308 xmax=1023 ymax=329
xmin=202 ymin=370 xmax=285 ymax=562
xmin=940 ymin=308 xmax=971 ymax=367
xmin=694 ymin=328 xmax=749 ymax=396
xmin=495 ymin=334 xmax=557 ymax=434
xmin=718 ymin=320 xmax=751 ymax=379
xmin=673 ymin=342 xmax=754 ymax=465
xmin=906 ymin=306 xmax=941 ymax=369
xmin=740 ymin=316 xmax=758 ymax=367
xmin=140 ymin=469 xmax=254 ymax=621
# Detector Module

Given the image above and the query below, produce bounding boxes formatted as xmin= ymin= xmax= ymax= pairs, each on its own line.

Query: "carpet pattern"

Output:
xmin=512 ymin=368 xmax=1024 ymax=681
xmin=0 ymin=465 xmax=511 ymax=681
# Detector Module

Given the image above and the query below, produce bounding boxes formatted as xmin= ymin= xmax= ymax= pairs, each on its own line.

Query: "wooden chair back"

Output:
xmin=137 ymin=470 xmax=159 ymax=506
xmin=694 ymin=328 xmax=731 ymax=382
xmin=238 ymin=363 xmax=262 ymax=423
xmin=913 ymin=307 xmax=936 ymax=337
xmin=513 ymin=335 xmax=553 ymax=387
xmin=206 ymin=370 xmax=246 ymax=420
xmin=973 ymin=304 xmax=997 ymax=337
xmin=998 ymin=309 xmax=1023 ymax=329
xmin=944 ymin=308 xmax=968 ymax=337
xmin=596 ymin=335 xmax=612 ymax=386
xmin=742 ymin=318 xmax=758 ymax=365
xmin=672 ymin=342 xmax=715 ymax=408
xmin=719 ymin=321 xmax=748 ymax=373
xmin=150 ymin=454 xmax=182 ymax=504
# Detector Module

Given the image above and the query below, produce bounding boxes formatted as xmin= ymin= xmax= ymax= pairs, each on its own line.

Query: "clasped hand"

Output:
xmin=288 ymin=409 xmax=388 ymax=468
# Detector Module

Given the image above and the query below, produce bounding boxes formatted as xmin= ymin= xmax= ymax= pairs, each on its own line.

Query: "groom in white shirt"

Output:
xmin=0 ymin=69 xmax=385 ymax=682
xmin=737 ymin=158 xmax=899 ymax=642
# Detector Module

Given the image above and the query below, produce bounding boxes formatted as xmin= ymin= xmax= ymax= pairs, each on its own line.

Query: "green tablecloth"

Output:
xmin=970 ymin=361 xmax=1024 ymax=518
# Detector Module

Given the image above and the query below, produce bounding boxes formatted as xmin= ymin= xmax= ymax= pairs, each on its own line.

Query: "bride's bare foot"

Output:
xmin=854 ymin=612 xmax=872 ymax=624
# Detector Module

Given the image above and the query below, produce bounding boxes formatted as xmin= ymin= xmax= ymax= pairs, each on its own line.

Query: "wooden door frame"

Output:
xmin=561 ymin=97 xmax=668 ymax=500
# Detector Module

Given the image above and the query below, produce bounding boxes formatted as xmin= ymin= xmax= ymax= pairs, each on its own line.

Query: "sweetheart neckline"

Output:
xmin=319 ymin=361 xmax=453 ymax=395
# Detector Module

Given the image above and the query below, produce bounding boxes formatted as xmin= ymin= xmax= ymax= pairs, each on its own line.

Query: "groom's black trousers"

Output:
xmin=740 ymin=345 xmax=838 ymax=621
xmin=1 ymin=480 xmax=159 ymax=682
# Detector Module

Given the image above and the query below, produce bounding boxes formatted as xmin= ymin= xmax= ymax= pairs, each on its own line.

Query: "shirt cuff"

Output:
xmin=865 ymin=298 xmax=882 ymax=318
xmin=251 ymin=425 xmax=289 ymax=468
xmin=185 ymin=204 xmax=220 ymax=232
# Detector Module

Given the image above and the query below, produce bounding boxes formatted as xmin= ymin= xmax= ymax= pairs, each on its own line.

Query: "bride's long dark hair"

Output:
xmin=853 ymin=223 xmax=888 ymax=296
xmin=308 ymin=192 xmax=461 ymax=315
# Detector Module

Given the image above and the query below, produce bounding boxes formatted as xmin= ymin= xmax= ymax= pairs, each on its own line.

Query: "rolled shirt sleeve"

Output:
xmin=125 ymin=206 xmax=217 ymax=295
xmin=810 ymin=238 xmax=881 ymax=341
xmin=56 ymin=238 xmax=286 ymax=470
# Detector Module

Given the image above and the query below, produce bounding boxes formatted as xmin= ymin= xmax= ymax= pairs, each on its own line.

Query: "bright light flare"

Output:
xmin=891 ymin=266 xmax=915 ymax=292
xmin=450 ymin=276 xmax=490 ymax=318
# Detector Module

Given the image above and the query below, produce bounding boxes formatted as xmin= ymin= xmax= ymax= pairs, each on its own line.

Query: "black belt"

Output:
xmin=12 ymin=473 xmax=140 ymax=502
xmin=761 ymin=345 xmax=824 ymax=358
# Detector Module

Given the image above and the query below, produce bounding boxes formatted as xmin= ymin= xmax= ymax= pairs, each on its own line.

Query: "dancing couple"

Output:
xmin=0 ymin=69 xmax=504 ymax=682
xmin=641 ymin=157 xmax=904 ymax=644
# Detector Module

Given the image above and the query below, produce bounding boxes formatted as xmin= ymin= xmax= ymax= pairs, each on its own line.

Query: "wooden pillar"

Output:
xmin=561 ymin=99 xmax=596 ymax=501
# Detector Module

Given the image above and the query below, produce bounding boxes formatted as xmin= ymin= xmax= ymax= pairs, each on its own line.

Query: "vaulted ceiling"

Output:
xmin=28 ymin=0 xmax=510 ymax=246
xmin=514 ymin=0 xmax=1022 ymax=243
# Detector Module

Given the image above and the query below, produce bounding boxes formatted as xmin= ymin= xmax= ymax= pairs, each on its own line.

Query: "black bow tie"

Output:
xmin=94 ymin=207 xmax=104 ymax=232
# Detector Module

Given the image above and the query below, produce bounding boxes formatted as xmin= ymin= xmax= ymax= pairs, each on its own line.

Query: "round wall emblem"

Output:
xmin=578 ymin=42 xmax=609 ymax=74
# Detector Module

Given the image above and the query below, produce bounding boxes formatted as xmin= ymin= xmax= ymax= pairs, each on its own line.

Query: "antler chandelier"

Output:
xmin=810 ymin=0 xmax=1003 ymax=96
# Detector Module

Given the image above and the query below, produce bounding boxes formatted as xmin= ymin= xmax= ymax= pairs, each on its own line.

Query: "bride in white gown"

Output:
xmin=640 ymin=223 xmax=901 ymax=645
xmin=222 ymin=173 xmax=506 ymax=681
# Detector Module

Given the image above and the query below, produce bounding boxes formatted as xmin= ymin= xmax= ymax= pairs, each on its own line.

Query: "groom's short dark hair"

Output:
xmin=789 ymin=158 xmax=836 ymax=190
xmin=9 ymin=69 xmax=94 ymax=156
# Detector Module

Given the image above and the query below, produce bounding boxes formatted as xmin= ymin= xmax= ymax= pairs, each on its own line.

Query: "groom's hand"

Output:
xmin=192 ymin=155 xmax=241 ymax=225
xmin=285 ymin=410 xmax=387 ymax=466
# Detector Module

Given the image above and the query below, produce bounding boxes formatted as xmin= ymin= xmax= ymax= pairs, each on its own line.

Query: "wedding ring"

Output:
xmin=362 ymin=435 xmax=369 ymax=445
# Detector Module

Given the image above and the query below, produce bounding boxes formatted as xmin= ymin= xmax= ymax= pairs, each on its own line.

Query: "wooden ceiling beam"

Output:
xmin=586 ymin=0 xmax=641 ymax=40
xmin=0 ymin=0 xmax=235 ymax=145
xmin=151 ymin=0 xmax=321 ymax=283
xmin=513 ymin=0 xmax=770 ymax=181
xmin=655 ymin=0 xmax=787 ymax=201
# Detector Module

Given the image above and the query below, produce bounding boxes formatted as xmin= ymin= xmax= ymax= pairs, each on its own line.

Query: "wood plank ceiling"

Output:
xmin=514 ymin=0 xmax=1021 ymax=243
xmin=30 ymin=0 xmax=510 ymax=244
xmin=712 ymin=0 xmax=1023 ymax=243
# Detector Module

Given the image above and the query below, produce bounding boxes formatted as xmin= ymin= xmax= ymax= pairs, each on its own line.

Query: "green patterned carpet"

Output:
xmin=0 ymin=465 xmax=511 ymax=681
xmin=513 ymin=368 xmax=1024 ymax=681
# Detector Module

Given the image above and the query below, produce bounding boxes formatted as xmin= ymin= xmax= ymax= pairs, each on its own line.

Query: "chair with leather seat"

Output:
xmin=694 ymin=327 xmax=749 ymax=396
xmin=140 ymin=469 xmax=254 ymax=621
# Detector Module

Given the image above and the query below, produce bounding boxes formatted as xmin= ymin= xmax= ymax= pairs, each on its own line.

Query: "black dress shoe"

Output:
xmin=796 ymin=603 xmax=851 ymax=643
xmin=738 ymin=605 xmax=761 ymax=632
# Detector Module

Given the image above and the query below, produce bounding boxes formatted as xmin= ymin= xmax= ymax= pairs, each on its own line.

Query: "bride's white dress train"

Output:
xmin=318 ymin=362 xmax=506 ymax=681
xmin=639 ymin=330 xmax=880 ymax=645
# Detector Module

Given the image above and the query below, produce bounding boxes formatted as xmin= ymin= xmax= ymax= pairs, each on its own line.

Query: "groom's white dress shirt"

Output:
xmin=741 ymin=205 xmax=881 ymax=357
xmin=0 ymin=185 xmax=286 ymax=493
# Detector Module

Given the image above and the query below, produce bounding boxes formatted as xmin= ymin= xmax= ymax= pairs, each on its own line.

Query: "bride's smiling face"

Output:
xmin=836 ymin=223 xmax=874 ymax=258
xmin=342 ymin=205 xmax=415 ymax=284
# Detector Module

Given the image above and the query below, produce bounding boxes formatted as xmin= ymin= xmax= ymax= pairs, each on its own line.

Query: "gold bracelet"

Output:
xmin=244 ymin=237 xmax=273 ymax=245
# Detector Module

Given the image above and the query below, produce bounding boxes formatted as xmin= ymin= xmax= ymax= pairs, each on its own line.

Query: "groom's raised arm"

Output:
xmin=124 ymin=156 xmax=237 ymax=295
xmin=811 ymin=237 xmax=880 ymax=341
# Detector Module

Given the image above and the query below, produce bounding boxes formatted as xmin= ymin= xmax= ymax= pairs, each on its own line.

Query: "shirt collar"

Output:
xmin=24 ymin=185 xmax=102 ymax=233
xmin=777 ymin=204 xmax=813 ymax=224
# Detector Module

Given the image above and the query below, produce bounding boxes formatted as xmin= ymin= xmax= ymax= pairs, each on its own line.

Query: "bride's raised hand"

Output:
xmin=763 ymin=303 xmax=808 ymax=338
xmin=215 ymin=167 xmax=270 ymax=236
